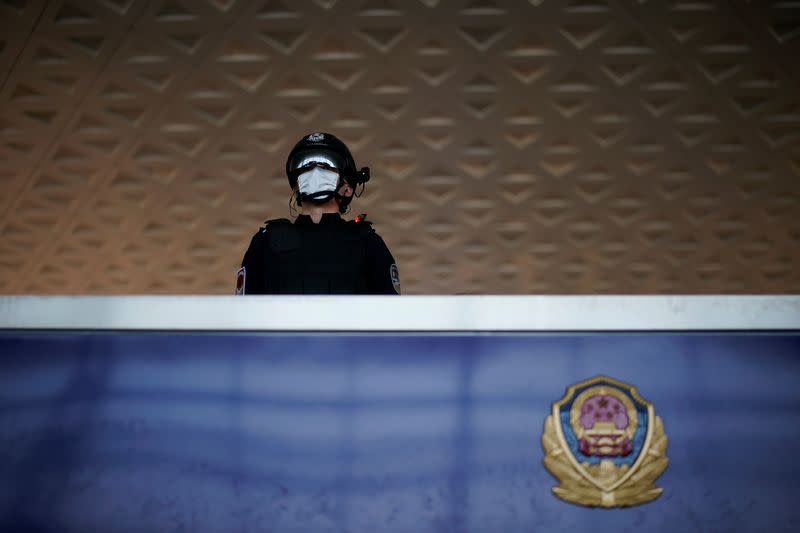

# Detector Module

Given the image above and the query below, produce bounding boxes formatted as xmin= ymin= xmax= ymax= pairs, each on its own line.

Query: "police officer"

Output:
xmin=236 ymin=132 xmax=400 ymax=295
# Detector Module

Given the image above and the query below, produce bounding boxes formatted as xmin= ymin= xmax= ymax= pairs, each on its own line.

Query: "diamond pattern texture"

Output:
xmin=1 ymin=0 xmax=798 ymax=294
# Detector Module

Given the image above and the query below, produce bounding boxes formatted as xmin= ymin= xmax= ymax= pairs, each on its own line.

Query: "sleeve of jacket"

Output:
xmin=364 ymin=230 xmax=400 ymax=295
xmin=238 ymin=231 xmax=268 ymax=294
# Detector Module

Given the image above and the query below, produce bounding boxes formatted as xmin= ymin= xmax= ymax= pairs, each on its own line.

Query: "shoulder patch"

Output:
xmin=390 ymin=263 xmax=401 ymax=294
xmin=235 ymin=266 xmax=246 ymax=295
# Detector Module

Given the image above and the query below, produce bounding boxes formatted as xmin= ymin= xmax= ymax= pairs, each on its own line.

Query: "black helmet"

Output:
xmin=286 ymin=132 xmax=370 ymax=190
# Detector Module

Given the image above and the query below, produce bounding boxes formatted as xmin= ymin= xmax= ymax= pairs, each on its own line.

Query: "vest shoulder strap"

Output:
xmin=263 ymin=218 xmax=298 ymax=252
xmin=345 ymin=219 xmax=374 ymax=238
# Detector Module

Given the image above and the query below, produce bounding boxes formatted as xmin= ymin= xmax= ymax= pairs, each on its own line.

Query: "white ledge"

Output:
xmin=1 ymin=295 xmax=799 ymax=331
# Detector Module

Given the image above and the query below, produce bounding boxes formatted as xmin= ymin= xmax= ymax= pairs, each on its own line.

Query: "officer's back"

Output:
xmin=236 ymin=132 xmax=400 ymax=295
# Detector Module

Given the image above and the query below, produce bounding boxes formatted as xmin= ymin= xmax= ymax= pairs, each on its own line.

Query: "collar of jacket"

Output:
xmin=294 ymin=212 xmax=343 ymax=226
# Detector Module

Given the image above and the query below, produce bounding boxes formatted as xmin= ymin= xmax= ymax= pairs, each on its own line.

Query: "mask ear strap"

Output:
xmin=354 ymin=182 xmax=366 ymax=198
xmin=289 ymin=190 xmax=299 ymax=217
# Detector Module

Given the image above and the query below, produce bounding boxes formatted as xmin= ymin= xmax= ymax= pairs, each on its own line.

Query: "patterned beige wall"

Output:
xmin=0 ymin=0 xmax=798 ymax=294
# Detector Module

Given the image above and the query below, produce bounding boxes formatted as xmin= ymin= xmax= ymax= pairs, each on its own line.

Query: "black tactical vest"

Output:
xmin=262 ymin=217 xmax=372 ymax=294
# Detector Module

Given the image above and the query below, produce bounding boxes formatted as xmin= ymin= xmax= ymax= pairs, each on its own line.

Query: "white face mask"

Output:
xmin=297 ymin=167 xmax=340 ymax=202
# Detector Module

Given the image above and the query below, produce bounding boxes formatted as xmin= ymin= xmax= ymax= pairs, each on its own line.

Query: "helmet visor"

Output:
xmin=287 ymin=148 xmax=347 ymax=176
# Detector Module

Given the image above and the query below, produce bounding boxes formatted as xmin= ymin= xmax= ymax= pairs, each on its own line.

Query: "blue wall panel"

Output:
xmin=1 ymin=333 xmax=799 ymax=532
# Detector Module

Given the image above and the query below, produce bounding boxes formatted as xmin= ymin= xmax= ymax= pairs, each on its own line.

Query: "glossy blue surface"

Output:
xmin=0 ymin=333 xmax=799 ymax=532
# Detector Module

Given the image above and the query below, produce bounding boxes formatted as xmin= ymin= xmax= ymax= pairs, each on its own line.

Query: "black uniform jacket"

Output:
xmin=238 ymin=213 xmax=400 ymax=295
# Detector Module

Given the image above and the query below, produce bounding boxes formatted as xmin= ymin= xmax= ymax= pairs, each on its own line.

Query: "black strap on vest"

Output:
xmin=264 ymin=218 xmax=298 ymax=252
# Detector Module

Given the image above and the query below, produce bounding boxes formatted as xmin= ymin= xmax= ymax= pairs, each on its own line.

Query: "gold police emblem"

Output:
xmin=541 ymin=376 xmax=668 ymax=507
